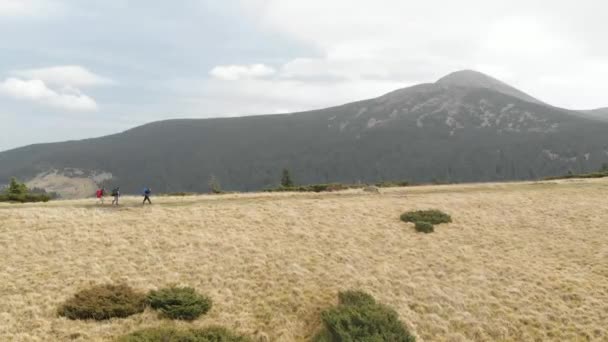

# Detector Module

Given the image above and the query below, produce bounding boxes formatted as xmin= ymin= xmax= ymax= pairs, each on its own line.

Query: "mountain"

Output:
xmin=2 ymin=70 xmax=608 ymax=197
xmin=436 ymin=70 xmax=544 ymax=104
xmin=581 ymin=108 xmax=608 ymax=121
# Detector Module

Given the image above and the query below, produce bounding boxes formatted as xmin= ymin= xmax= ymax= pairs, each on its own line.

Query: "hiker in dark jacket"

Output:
xmin=142 ymin=187 xmax=152 ymax=205
xmin=111 ymin=187 xmax=120 ymax=206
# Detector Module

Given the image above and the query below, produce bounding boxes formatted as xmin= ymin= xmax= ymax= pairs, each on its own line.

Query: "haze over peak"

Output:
xmin=436 ymin=70 xmax=543 ymax=105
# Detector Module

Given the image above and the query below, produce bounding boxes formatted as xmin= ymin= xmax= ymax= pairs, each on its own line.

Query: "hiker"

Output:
xmin=142 ymin=187 xmax=152 ymax=205
xmin=111 ymin=187 xmax=120 ymax=206
xmin=96 ymin=187 xmax=105 ymax=204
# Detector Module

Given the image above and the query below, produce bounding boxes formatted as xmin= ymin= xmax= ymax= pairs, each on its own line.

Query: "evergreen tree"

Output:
xmin=208 ymin=174 xmax=222 ymax=194
xmin=281 ymin=168 xmax=294 ymax=187
xmin=1 ymin=177 xmax=51 ymax=203
xmin=7 ymin=177 xmax=27 ymax=195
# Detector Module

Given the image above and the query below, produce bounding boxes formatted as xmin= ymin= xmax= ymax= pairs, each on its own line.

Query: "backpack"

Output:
xmin=144 ymin=188 xmax=151 ymax=195
xmin=111 ymin=188 xmax=119 ymax=196
xmin=96 ymin=189 xmax=102 ymax=198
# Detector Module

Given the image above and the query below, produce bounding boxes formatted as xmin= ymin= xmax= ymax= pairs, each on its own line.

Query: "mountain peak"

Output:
xmin=436 ymin=70 xmax=543 ymax=104
xmin=437 ymin=70 xmax=500 ymax=86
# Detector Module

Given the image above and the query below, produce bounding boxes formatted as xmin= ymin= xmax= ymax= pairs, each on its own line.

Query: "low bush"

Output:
xmin=159 ymin=192 xmax=196 ymax=197
xmin=0 ymin=193 xmax=50 ymax=203
xmin=266 ymin=180 xmax=414 ymax=193
xmin=414 ymin=221 xmax=434 ymax=234
xmin=58 ymin=284 xmax=146 ymax=320
xmin=0 ymin=193 xmax=52 ymax=203
xmin=117 ymin=326 xmax=252 ymax=342
xmin=337 ymin=290 xmax=376 ymax=307
xmin=400 ymin=210 xmax=452 ymax=225
xmin=266 ymin=183 xmax=365 ymax=193
xmin=315 ymin=290 xmax=415 ymax=342
xmin=29 ymin=187 xmax=60 ymax=199
xmin=0 ymin=177 xmax=53 ymax=203
xmin=363 ymin=186 xmax=380 ymax=194
xmin=147 ymin=286 xmax=212 ymax=320
xmin=375 ymin=181 xmax=410 ymax=188
xmin=544 ymin=170 xmax=608 ymax=180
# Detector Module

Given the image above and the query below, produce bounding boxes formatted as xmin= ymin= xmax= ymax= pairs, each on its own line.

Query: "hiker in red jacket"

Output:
xmin=96 ymin=188 xmax=105 ymax=205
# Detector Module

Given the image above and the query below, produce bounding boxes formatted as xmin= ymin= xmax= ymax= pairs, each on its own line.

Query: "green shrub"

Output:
xmin=400 ymin=210 xmax=452 ymax=225
xmin=315 ymin=291 xmax=415 ymax=342
xmin=147 ymin=287 xmax=212 ymax=320
xmin=266 ymin=183 xmax=361 ymax=193
xmin=545 ymin=170 xmax=608 ymax=180
xmin=414 ymin=221 xmax=434 ymax=234
xmin=337 ymin=290 xmax=376 ymax=307
xmin=58 ymin=284 xmax=146 ymax=320
xmin=160 ymin=192 xmax=195 ymax=197
xmin=117 ymin=326 xmax=252 ymax=342
xmin=375 ymin=181 xmax=410 ymax=188
xmin=311 ymin=184 xmax=331 ymax=192
xmin=0 ymin=177 xmax=52 ymax=203
xmin=29 ymin=187 xmax=60 ymax=199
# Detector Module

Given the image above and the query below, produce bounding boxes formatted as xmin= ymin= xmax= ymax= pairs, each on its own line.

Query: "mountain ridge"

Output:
xmin=2 ymin=70 xmax=608 ymax=198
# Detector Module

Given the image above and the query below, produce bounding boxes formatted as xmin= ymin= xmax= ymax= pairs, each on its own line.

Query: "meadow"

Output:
xmin=1 ymin=179 xmax=607 ymax=341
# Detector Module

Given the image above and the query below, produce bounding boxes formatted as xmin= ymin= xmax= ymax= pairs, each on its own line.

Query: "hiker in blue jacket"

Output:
xmin=142 ymin=187 xmax=152 ymax=205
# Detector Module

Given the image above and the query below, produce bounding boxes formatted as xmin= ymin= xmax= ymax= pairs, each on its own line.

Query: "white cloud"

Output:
xmin=0 ymin=77 xmax=98 ymax=112
xmin=0 ymin=0 xmax=61 ymax=17
xmin=236 ymin=0 xmax=608 ymax=110
xmin=209 ymin=64 xmax=276 ymax=81
xmin=0 ymin=0 xmax=36 ymax=16
xmin=11 ymin=65 xmax=113 ymax=87
xmin=170 ymin=76 xmax=408 ymax=117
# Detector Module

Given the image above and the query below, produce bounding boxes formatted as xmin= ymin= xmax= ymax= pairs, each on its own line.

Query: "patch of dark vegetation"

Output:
xmin=266 ymin=183 xmax=363 ymax=193
xmin=147 ymin=286 xmax=212 ymax=320
xmin=117 ymin=326 xmax=252 ymax=342
xmin=58 ymin=284 xmax=146 ymax=320
xmin=375 ymin=181 xmax=410 ymax=188
xmin=159 ymin=192 xmax=197 ymax=197
xmin=545 ymin=164 xmax=608 ymax=180
xmin=267 ymin=180 xmax=413 ymax=192
xmin=414 ymin=221 xmax=434 ymax=234
xmin=267 ymin=169 xmax=412 ymax=193
xmin=315 ymin=290 xmax=416 ymax=342
xmin=337 ymin=290 xmax=377 ymax=307
xmin=544 ymin=171 xmax=608 ymax=180
xmin=0 ymin=177 xmax=53 ymax=203
xmin=30 ymin=187 xmax=60 ymax=199
xmin=0 ymin=193 xmax=52 ymax=203
xmin=400 ymin=210 xmax=452 ymax=225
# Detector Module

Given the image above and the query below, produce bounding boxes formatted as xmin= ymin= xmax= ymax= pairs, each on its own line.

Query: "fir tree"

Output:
xmin=281 ymin=168 xmax=294 ymax=187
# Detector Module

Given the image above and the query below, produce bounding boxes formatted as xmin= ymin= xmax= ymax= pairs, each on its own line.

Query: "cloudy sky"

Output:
xmin=1 ymin=0 xmax=606 ymax=151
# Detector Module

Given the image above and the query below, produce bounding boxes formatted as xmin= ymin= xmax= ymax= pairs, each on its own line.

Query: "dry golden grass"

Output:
xmin=1 ymin=179 xmax=607 ymax=341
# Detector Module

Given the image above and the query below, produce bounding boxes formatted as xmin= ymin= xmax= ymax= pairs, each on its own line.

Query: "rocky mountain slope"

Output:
xmin=1 ymin=70 xmax=607 ymax=197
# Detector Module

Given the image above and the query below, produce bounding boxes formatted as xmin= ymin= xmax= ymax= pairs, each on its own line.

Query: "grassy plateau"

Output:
xmin=1 ymin=178 xmax=607 ymax=341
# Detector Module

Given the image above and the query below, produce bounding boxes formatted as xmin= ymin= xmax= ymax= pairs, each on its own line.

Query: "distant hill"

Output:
xmin=581 ymin=108 xmax=608 ymax=121
xmin=1 ymin=70 xmax=608 ymax=197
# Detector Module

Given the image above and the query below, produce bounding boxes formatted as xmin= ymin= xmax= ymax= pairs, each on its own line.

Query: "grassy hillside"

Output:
xmin=1 ymin=180 xmax=607 ymax=341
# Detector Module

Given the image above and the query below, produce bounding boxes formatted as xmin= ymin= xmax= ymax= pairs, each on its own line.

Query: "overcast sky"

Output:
xmin=1 ymin=0 xmax=606 ymax=151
